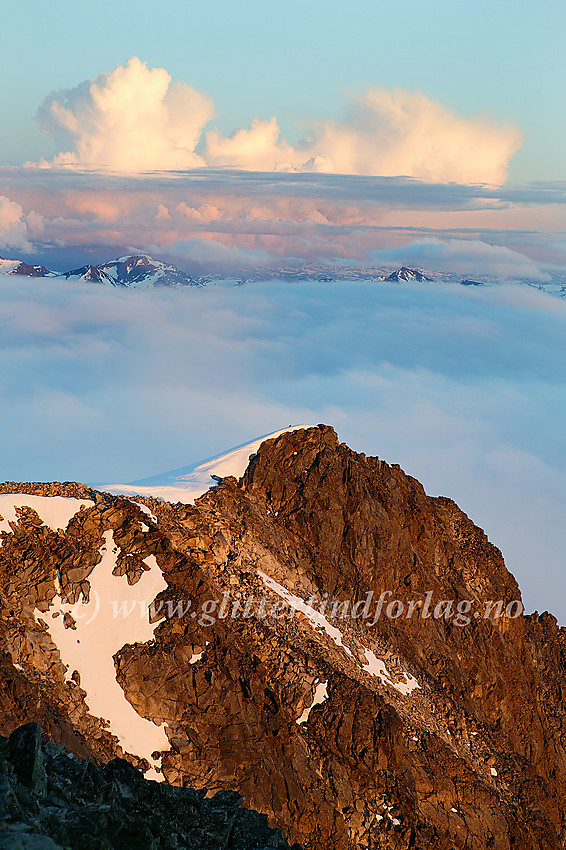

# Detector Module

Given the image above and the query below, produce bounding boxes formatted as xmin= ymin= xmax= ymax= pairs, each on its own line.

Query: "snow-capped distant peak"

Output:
xmin=0 ymin=253 xmax=206 ymax=288
xmin=385 ymin=267 xmax=432 ymax=282
xmin=98 ymin=425 xmax=310 ymax=503
xmin=11 ymin=262 xmax=55 ymax=278
xmin=0 ymin=256 xmax=21 ymax=272
xmin=61 ymin=264 xmax=116 ymax=285
xmin=97 ymin=255 xmax=204 ymax=288
xmin=0 ymin=256 xmax=57 ymax=278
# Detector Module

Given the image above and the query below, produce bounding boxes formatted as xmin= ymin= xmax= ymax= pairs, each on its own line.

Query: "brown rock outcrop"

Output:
xmin=1 ymin=426 xmax=565 ymax=848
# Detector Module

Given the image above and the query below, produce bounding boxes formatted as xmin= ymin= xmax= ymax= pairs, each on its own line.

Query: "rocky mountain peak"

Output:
xmin=1 ymin=425 xmax=565 ymax=848
xmin=385 ymin=267 xmax=432 ymax=282
xmin=97 ymin=254 xmax=203 ymax=287
xmin=0 ymin=254 xmax=204 ymax=288
xmin=62 ymin=263 xmax=115 ymax=284
xmin=10 ymin=262 xmax=53 ymax=277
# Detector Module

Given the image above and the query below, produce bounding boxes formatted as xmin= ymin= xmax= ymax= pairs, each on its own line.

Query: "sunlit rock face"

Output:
xmin=1 ymin=425 xmax=565 ymax=849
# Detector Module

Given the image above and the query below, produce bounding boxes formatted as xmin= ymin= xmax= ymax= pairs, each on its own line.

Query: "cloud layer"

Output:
xmin=370 ymin=238 xmax=551 ymax=280
xmin=1 ymin=277 xmax=566 ymax=623
xmin=33 ymin=58 xmax=521 ymax=184
xmin=6 ymin=58 xmax=552 ymax=274
xmin=2 ymin=167 xmax=563 ymax=276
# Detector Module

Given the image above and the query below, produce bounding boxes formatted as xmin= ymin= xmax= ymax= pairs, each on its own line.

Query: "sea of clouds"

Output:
xmin=1 ymin=275 xmax=565 ymax=622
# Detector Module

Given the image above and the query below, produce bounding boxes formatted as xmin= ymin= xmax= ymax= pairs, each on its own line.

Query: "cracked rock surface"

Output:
xmin=0 ymin=722 xmax=292 ymax=849
xmin=1 ymin=425 xmax=566 ymax=848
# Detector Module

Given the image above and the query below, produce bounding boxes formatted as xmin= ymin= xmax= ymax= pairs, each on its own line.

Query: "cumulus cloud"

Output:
xmin=205 ymin=117 xmax=297 ymax=173
xmin=0 ymin=195 xmax=43 ymax=253
xmin=30 ymin=58 xmax=521 ymax=184
xmin=35 ymin=57 xmax=213 ymax=172
xmin=204 ymin=86 xmax=522 ymax=184
xmin=304 ymin=88 xmax=522 ymax=184
xmin=371 ymin=237 xmax=550 ymax=280
xmin=204 ymin=118 xmax=336 ymax=174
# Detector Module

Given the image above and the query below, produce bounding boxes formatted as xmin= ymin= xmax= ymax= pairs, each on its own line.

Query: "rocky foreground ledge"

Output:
xmin=0 ymin=723 xmax=295 ymax=850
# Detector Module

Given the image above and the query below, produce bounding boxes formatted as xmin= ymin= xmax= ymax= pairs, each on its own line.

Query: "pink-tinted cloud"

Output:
xmin=205 ymin=117 xmax=298 ymax=173
xmin=205 ymin=88 xmax=522 ymax=185
xmin=30 ymin=58 xmax=521 ymax=185
xmin=34 ymin=57 xmax=213 ymax=172
xmin=0 ymin=195 xmax=43 ymax=253
xmin=305 ymin=87 xmax=522 ymax=184
xmin=1 ymin=167 xmax=564 ymax=274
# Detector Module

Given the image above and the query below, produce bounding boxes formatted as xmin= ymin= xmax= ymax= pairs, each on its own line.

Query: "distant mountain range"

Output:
xmin=2 ymin=252 xmax=566 ymax=298
xmin=0 ymin=254 xmax=206 ymax=288
xmin=0 ymin=254 xmax=434 ymax=287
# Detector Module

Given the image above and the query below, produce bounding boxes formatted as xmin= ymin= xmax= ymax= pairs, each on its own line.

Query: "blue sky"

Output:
xmin=2 ymin=0 xmax=565 ymax=181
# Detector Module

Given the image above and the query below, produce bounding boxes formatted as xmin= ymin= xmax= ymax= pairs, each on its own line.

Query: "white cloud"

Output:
xmin=205 ymin=117 xmax=297 ymax=173
xmin=30 ymin=58 xmax=521 ymax=184
xmin=170 ymin=236 xmax=272 ymax=268
xmin=0 ymin=195 xmax=43 ymax=253
xmin=204 ymin=118 xmax=336 ymax=174
xmin=204 ymin=87 xmax=522 ymax=184
xmin=371 ymin=237 xmax=549 ymax=280
xmin=34 ymin=57 xmax=213 ymax=172
xmin=305 ymin=88 xmax=522 ymax=184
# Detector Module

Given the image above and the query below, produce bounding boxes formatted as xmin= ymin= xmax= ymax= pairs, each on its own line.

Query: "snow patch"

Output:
xmin=35 ymin=530 xmax=168 ymax=775
xmin=0 ymin=495 xmax=93 ymax=535
xmin=361 ymin=649 xmax=420 ymax=695
xmin=99 ymin=426 xmax=310 ymax=503
xmin=258 ymin=570 xmax=353 ymax=657
xmin=297 ymin=680 xmax=328 ymax=725
xmin=133 ymin=502 xmax=157 ymax=523
xmin=258 ymin=571 xmax=419 ymax=697
xmin=0 ymin=257 xmax=20 ymax=272
xmin=189 ymin=642 xmax=209 ymax=664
